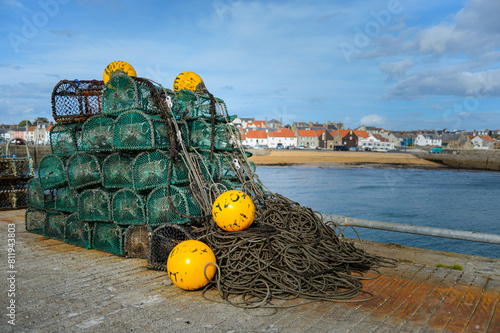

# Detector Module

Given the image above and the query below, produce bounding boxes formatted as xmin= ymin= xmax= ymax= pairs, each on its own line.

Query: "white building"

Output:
xmin=414 ymin=134 xmax=442 ymax=146
xmin=359 ymin=134 xmax=395 ymax=150
xmin=245 ymin=130 xmax=268 ymax=148
xmin=268 ymin=129 xmax=297 ymax=148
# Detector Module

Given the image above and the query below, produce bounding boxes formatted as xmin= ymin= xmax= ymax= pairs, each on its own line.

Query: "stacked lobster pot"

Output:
xmin=25 ymin=71 xmax=257 ymax=269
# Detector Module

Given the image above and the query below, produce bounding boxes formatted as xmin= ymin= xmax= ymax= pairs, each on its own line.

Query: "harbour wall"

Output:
xmin=415 ymin=149 xmax=500 ymax=171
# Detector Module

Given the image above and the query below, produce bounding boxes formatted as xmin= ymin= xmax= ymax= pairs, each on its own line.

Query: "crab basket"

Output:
xmin=80 ymin=115 xmax=115 ymax=152
xmin=66 ymin=152 xmax=103 ymax=190
xmin=101 ymin=152 xmax=134 ymax=189
xmin=111 ymin=188 xmax=146 ymax=226
xmin=54 ymin=186 xmax=78 ymax=213
xmin=51 ymin=79 xmax=104 ymax=123
xmin=124 ymin=225 xmax=152 ymax=259
xmin=64 ymin=213 xmax=93 ymax=249
xmin=189 ymin=119 xmax=235 ymax=151
xmin=113 ymin=110 xmax=171 ymax=151
xmin=78 ymin=188 xmax=112 ymax=222
xmin=132 ymin=150 xmax=169 ymax=191
xmin=38 ymin=154 xmax=68 ymax=190
xmin=25 ymin=207 xmax=47 ymax=235
xmin=45 ymin=209 xmax=69 ymax=241
xmin=49 ymin=123 xmax=81 ymax=157
xmin=172 ymin=89 xmax=228 ymax=121
xmin=27 ymin=178 xmax=56 ymax=210
xmin=187 ymin=152 xmax=215 ymax=182
xmin=146 ymin=185 xmax=203 ymax=226
xmin=0 ymin=156 xmax=34 ymax=179
xmin=148 ymin=223 xmax=194 ymax=270
xmin=92 ymin=223 xmax=125 ymax=256
xmin=102 ymin=71 xmax=171 ymax=116
xmin=0 ymin=180 xmax=29 ymax=210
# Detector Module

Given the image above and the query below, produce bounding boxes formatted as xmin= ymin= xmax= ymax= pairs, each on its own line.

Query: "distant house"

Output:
xmin=232 ymin=117 xmax=255 ymax=129
xmin=245 ymin=130 xmax=268 ymax=147
xmin=359 ymin=134 xmax=395 ymax=150
xmin=315 ymin=130 xmax=333 ymax=149
xmin=414 ymin=134 xmax=442 ymax=146
xmin=266 ymin=118 xmax=281 ymax=129
xmin=296 ymin=130 xmax=319 ymax=148
xmin=441 ymin=133 xmax=466 ymax=149
xmin=330 ymin=129 xmax=359 ymax=149
xmin=470 ymin=136 xmax=494 ymax=149
xmin=268 ymin=128 xmax=297 ymax=148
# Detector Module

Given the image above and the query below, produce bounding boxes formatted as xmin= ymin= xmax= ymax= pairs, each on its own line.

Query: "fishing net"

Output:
xmin=0 ymin=180 xmax=29 ymax=210
xmin=102 ymin=72 xmax=172 ymax=116
xmin=80 ymin=115 xmax=115 ymax=152
xmin=101 ymin=152 xmax=134 ymax=189
xmin=172 ymin=89 xmax=228 ymax=121
xmin=189 ymin=119 xmax=235 ymax=151
xmin=54 ymin=186 xmax=78 ymax=213
xmin=66 ymin=152 xmax=103 ymax=190
xmin=25 ymin=207 xmax=47 ymax=235
xmin=132 ymin=150 xmax=169 ymax=191
xmin=124 ymin=225 xmax=152 ymax=259
xmin=148 ymin=223 xmax=194 ymax=270
xmin=111 ymin=188 xmax=146 ymax=226
xmin=45 ymin=209 xmax=69 ymax=241
xmin=146 ymin=185 xmax=202 ymax=226
xmin=49 ymin=123 xmax=81 ymax=157
xmin=0 ymin=156 xmax=34 ymax=179
xmin=51 ymin=79 xmax=104 ymax=123
xmin=64 ymin=213 xmax=93 ymax=249
xmin=38 ymin=154 xmax=68 ymax=190
xmin=27 ymin=178 xmax=54 ymax=210
xmin=113 ymin=110 xmax=171 ymax=151
xmin=78 ymin=188 xmax=112 ymax=222
xmin=92 ymin=223 xmax=125 ymax=256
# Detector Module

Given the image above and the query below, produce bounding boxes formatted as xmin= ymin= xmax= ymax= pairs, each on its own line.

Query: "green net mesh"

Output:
xmin=80 ymin=115 xmax=115 ymax=152
xmin=54 ymin=186 xmax=78 ymax=213
xmin=51 ymin=79 xmax=103 ymax=123
xmin=27 ymin=178 xmax=49 ymax=210
xmin=25 ymin=207 xmax=47 ymax=235
xmin=45 ymin=209 xmax=69 ymax=241
xmin=146 ymin=185 xmax=202 ymax=226
xmin=148 ymin=224 xmax=194 ymax=270
xmin=172 ymin=89 xmax=228 ymax=121
xmin=102 ymin=152 xmax=134 ymax=189
xmin=111 ymin=188 xmax=146 ymax=226
xmin=66 ymin=152 xmax=103 ymax=190
xmin=64 ymin=213 xmax=93 ymax=249
xmin=113 ymin=110 xmax=171 ymax=151
xmin=102 ymin=72 xmax=171 ymax=116
xmin=38 ymin=154 xmax=68 ymax=189
xmin=189 ymin=119 xmax=236 ymax=151
xmin=124 ymin=225 xmax=152 ymax=259
xmin=92 ymin=223 xmax=125 ymax=256
xmin=78 ymin=188 xmax=112 ymax=222
xmin=132 ymin=150 xmax=169 ymax=191
xmin=50 ymin=123 xmax=81 ymax=157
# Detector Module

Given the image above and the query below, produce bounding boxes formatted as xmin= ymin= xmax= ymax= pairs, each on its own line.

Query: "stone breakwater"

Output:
xmin=416 ymin=150 xmax=500 ymax=171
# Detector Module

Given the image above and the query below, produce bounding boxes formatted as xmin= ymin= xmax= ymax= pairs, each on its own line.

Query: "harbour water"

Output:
xmin=256 ymin=166 xmax=500 ymax=259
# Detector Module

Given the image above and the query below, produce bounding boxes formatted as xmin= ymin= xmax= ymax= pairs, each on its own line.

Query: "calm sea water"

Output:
xmin=255 ymin=166 xmax=500 ymax=259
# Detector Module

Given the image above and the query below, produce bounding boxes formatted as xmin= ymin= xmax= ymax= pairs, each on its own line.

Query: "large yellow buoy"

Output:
xmin=212 ymin=190 xmax=255 ymax=232
xmin=103 ymin=61 xmax=136 ymax=84
xmin=173 ymin=71 xmax=205 ymax=92
xmin=166 ymin=240 xmax=216 ymax=290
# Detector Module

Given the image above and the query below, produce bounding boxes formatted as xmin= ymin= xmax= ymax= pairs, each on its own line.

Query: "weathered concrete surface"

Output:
xmin=416 ymin=150 xmax=500 ymax=171
xmin=1 ymin=210 xmax=499 ymax=332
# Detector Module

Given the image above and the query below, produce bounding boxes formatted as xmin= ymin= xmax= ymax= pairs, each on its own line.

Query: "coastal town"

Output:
xmin=1 ymin=117 xmax=500 ymax=152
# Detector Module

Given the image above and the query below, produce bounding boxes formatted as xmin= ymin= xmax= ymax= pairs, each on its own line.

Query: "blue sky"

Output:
xmin=1 ymin=0 xmax=499 ymax=131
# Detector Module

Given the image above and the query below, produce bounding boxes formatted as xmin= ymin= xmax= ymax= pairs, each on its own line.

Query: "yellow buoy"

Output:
xmin=173 ymin=71 xmax=205 ymax=92
xmin=103 ymin=61 xmax=136 ymax=84
xmin=212 ymin=190 xmax=255 ymax=232
xmin=166 ymin=240 xmax=216 ymax=290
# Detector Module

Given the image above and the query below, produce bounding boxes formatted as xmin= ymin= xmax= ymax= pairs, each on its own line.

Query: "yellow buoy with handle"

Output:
xmin=166 ymin=240 xmax=217 ymax=291
xmin=212 ymin=190 xmax=255 ymax=232
xmin=103 ymin=61 xmax=136 ymax=84
xmin=173 ymin=71 xmax=206 ymax=93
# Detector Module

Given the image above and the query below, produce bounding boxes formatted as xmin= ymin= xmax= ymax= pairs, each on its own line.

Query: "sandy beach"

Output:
xmin=248 ymin=150 xmax=443 ymax=168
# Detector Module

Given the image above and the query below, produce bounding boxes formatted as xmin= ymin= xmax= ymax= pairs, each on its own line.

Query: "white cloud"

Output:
xmin=379 ymin=59 xmax=414 ymax=81
xmin=360 ymin=114 xmax=386 ymax=126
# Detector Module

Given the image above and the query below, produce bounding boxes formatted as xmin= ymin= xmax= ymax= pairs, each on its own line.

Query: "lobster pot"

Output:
xmin=113 ymin=110 xmax=171 ymax=151
xmin=111 ymin=188 xmax=146 ymax=226
xmin=45 ymin=209 xmax=69 ymax=241
xmin=80 ymin=115 xmax=114 ymax=152
xmin=146 ymin=185 xmax=202 ymax=226
xmin=50 ymin=123 xmax=81 ymax=157
xmin=219 ymin=179 xmax=243 ymax=192
xmin=66 ymin=152 xmax=102 ymax=190
xmin=148 ymin=224 xmax=194 ymax=270
xmin=51 ymin=79 xmax=104 ymax=123
xmin=78 ymin=188 xmax=112 ymax=222
xmin=92 ymin=223 xmax=125 ymax=256
xmin=102 ymin=153 xmax=134 ymax=189
xmin=54 ymin=186 xmax=78 ymax=213
xmin=25 ymin=208 xmax=47 ymax=235
xmin=187 ymin=152 xmax=215 ymax=182
xmin=0 ymin=156 xmax=34 ymax=179
xmin=132 ymin=150 xmax=169 ymax=191
xmin=189 ymin=119 xmax=234 ymax=151
xmin=38 ymin=154 xmax=68 ymax=190
xmin=27 ymin=178 xmax=55 ymax=210
xmin=124 ymin=225 xmax=152 ymax=259
xmin=102 ymin=72 xmax=170 ymax=116
xmin=172 ymin=89 xmax=228 ymax=121
xmin=64 ymin=213 xmax=93 ymax=249
xmin=0 ymin=180 xmax=29 ymax=210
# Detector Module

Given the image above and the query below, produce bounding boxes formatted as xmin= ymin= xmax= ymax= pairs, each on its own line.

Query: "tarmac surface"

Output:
xmin=1 ymin=209 xmax=499 ymax=332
